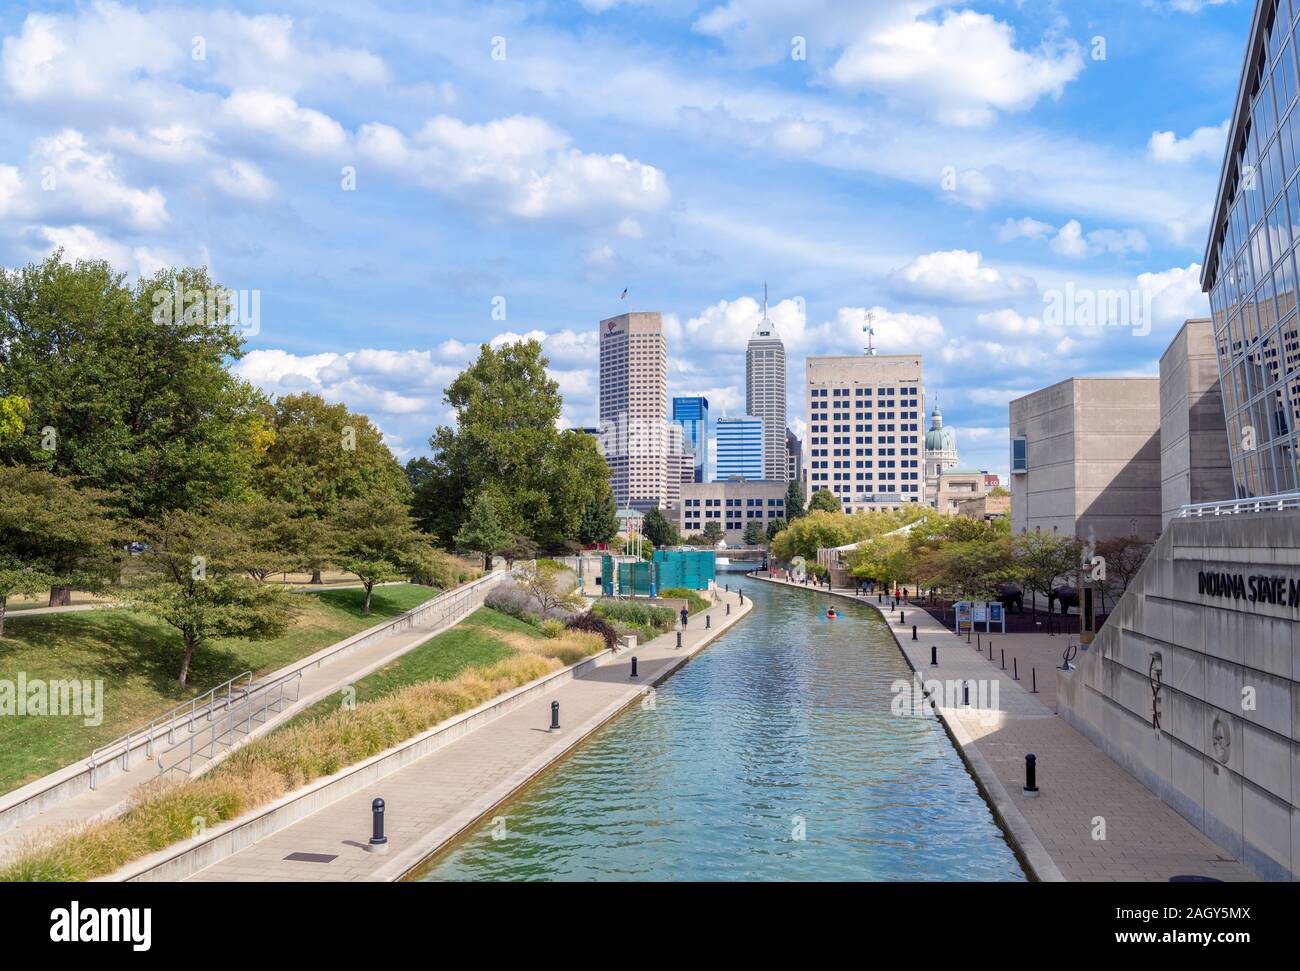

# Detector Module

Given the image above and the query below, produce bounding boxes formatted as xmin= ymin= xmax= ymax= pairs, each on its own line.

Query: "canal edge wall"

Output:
xmin=108 ymin=589 xmax=753 ymax=883
xmin=748 ymin=573 xmax=1063 ymax=882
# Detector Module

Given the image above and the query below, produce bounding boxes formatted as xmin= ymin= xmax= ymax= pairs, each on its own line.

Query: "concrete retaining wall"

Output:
xmin=1057 ymin=511 xmax=1300 ymax=880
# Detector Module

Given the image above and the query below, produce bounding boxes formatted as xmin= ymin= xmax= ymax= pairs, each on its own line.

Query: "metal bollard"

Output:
xmin=1031 ymin=668 xmax=1038 ymax=693
xmin=1001 ymin=649 xmax=1006 ymax=670
xmin=1013 ymin=657 xmax=1019 ymax=681
xmin=739 ymin=590 xmax=744 ymax=604
xmin=977 ymin=633 xmax=982 ymax=653
xmin=726 ymin=603 xmax=731 ymax=615
xmin=962 ymin=681 xmax=970 ymax=706
xmin=930 ymin=645 xmax=938 ymax=666
xmin=368 ymin=797 xmax=388 ymax=852
xmin=550 ymin=700 xmax=561 ymax=732
xmin=676 ymin=630 xmax=682 ymax=649
xmin=912 ymin=625 xmax=918 ymax=641
xmin=631 ymin=656 xmax=638 ymax=678
xmin=706 ymin=614 xmax=711 ymax=629
xmin=1023 ymin=754 xmax=1039 ymax=797
xmin=726 ymin=583 xmax=730 ymax=592
xmin=900 ymin=610 xmax=905 ymax=624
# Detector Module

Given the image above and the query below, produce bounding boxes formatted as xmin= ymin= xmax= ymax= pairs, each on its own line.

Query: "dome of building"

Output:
xmin=924 ymin=405 xmax=956 ymax=453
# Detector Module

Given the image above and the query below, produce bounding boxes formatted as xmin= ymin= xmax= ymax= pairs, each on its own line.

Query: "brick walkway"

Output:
xmin=183 ymin=590 xmax=752 ymax=882
xmin=754 ymin=574 xmax=1255 ymax=882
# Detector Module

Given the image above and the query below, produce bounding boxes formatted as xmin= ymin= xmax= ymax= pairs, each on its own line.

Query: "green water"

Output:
xmin=414 ymin=576 xmax=1025 ymax=882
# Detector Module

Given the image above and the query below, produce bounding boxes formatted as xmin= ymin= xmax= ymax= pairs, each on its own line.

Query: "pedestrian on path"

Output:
xmin=680 ymin=606 xmax=689 ymax=629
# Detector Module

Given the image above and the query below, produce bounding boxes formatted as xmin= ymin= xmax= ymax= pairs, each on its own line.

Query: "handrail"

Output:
xmin=82 ymin=571 xmax=504 ymax=790
xmin=87 ymin=671 xmax=255 ymax=787
xmin=156 ymin=670 xmax=304 ymax=778
xmin=1178 ymin=491 xmax=1300 ymax=518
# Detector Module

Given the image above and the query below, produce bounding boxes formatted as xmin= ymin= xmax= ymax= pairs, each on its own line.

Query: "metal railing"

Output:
xmin=87 ymin=671 xmax=255 ymax=789
xmin=156 ymin=670 xmax=303 ymax=778
xmin=1178 ymin=491 xmax=1300 ymax=518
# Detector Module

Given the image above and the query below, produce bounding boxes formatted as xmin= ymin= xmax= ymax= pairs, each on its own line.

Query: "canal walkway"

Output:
xmin=176 ymin=588 xmax=752 ymax=882
xmin=753 ymin=574 xmax=1256 ymax=883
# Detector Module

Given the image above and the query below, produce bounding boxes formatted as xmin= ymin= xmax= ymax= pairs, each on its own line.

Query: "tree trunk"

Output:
xmin=484 ymin=553 xmax=493 ymax=571
xmin=311 ymin=569 xmax=323 ymax=584
xmin=0 ymin=596 xmax=7 ymax=638
xmin=48 ymin=585 xmax=73 ymax=607
xmin=178 ymin=635 xmax=198 ymax=687
xmin=363 ymin=582 xmax=374 ymax=615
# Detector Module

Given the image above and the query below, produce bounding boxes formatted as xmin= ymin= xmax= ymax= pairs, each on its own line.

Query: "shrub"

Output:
xmin=594 ymin=599 xmax=675 ymax=633
xmin=566 ymin=610 xmax=618 ymax=649
xmin=539 ymin=618 xmax=566 ymax=638
xmin=658 ymin=588 xmax=709 ymax=614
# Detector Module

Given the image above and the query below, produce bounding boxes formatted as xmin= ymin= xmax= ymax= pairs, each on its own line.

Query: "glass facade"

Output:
xmin=671 ymin=395 xmax=709 ymax=482
xmin=715 ymin=415 xmax=764 ymax=480
xmin=1207 ymin=0 xmax=1300 ymax=497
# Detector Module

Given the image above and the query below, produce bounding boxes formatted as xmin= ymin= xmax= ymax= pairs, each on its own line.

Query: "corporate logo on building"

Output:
xmin=1198 ymin=570 xmax=1300 ymax=608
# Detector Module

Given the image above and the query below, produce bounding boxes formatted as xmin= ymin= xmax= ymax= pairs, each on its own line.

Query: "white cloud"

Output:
xmin=28 ymin=224 xmax=180 ymax=278
xmin=211 ymin=159 xmax=274 ymax=200
xmin=220 ymin=90 xmax=349 ymax=156
xmin=830 ymin=10 xmax=1085 ymax=126
xmin=1050 ymin=220 xmax=1090 ymax=258
xmin=1147 ymin=120 xmax=1228 ymax=164
xmin=998 ymin=216 xmax=1054 ymax=242
xmin=891 ymin=249 xmax=1034 ymax=302
xmin=357 ymin=114 xmax=669 ymax=222
xmin=1137 ymin=263 xmax=1209 ymax=327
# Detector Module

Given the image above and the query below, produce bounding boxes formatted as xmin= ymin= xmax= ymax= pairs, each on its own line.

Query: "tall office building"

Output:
xmin=716 ymin=414 xmax=764 ymax=480
xmin=1202 ymin=0 xmax=1300 ymax=498
xmin=746 ymin=287 xmax=789 ymax=481
xmin=599 ymin=311 xmax=670 ymax=510
xmin=805 ymin=355 xmax=925 ymax=512
xmin=785 ymin=428 xmax=803 ymax=484
xmin=671 ymin=395 xmax=710 ymax=483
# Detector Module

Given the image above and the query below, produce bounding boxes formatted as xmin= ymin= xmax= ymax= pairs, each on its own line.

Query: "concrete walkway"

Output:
xmin=0 ymin=586 xmax=492 ymax=861
xmin=754 ymin=574 xmax=1255 ymax=882
xmin=184 ymin=589 xmax=752 ymax=882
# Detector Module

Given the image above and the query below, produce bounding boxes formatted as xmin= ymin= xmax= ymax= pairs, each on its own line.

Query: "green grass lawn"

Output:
xmin=0 ymin=584 xmax=441 ymax=795
xmin=287 ymin=607 xmax=542 ymax=726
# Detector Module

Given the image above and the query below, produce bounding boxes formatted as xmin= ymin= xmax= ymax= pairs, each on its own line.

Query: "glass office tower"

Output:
xmin=672 ymin=395 xmax=709 ymax=482
xmin=1204 ymin=0 xmax=1300 ymax=497
xmin=715 ymin=415 xmax=764 ymax=480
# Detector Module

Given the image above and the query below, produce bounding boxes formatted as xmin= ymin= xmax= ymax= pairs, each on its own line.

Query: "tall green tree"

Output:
xmin=0 ymin=466 xmax=119 ymax=612
xmin=742 ymin=521 xmax=765 ymax=546
xmin=422 ymin=341 xmax=613 ymax=549
xmin=333 ymin=498 xmax=441 ymax=614
xmin=454 ymin=493 xmax=510 ymax=570
xmin=579 ymin=493 xmax=618 ymax=547
xmin=785 ymin=480 xmax=805 ymax=520
xmin=0 ymin=254 xmax=270 ymax=518
xmin=1012 ymin=529 xmax=1084 ymax=618
xmin=125 ymin=507 xmax=296 ymax=685
xmin=807 ymin=488 xmax=841 ymax=513
xmin=765 ymin=516 xmax=786 ymax=542
xmin=641 ymin=508 xmax=678 ymax=548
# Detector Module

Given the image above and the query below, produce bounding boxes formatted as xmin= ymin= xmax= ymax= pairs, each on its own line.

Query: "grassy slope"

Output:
xmin=287 ymin=607 xmax=541 ymax=726
xmin=0 ymin=584 xmax=440 ymax=794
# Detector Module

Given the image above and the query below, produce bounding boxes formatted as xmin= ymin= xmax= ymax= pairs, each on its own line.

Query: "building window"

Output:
xmin=1011 ymin=436 xmax=1028 ymax=474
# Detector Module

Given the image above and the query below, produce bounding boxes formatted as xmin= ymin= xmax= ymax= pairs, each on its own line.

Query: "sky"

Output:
xmin=0 ymin=0 xmax=1259 ymax=481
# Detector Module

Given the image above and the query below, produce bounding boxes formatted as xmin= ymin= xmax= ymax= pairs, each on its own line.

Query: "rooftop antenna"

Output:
xmin=863 ymin=310 xmax=877 ymax=356
xmin=763 ymin=281 xmax=768 ymax=320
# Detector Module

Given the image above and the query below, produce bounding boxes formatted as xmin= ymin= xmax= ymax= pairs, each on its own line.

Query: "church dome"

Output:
xmin=924 ymin=405 xmax=956 ymax=453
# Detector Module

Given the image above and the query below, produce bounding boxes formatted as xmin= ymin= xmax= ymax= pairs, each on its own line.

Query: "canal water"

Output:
xmin=413 ymin=576 xmax=1026 ymax=881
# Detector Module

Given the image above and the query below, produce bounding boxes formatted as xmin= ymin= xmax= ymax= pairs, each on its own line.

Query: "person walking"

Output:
xmin=680 ymin=606 xmax=689 ymax=630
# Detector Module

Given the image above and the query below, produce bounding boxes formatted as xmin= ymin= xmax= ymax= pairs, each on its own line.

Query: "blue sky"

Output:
xmin=0 ymin=0 xmax=1257 ymax=480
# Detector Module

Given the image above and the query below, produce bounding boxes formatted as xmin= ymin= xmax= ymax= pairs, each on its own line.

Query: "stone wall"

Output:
xmin=1057 ymin=510 xmax=1300 ymax=880
xmin=1160 ymin=319 xmax=1233 ymax=528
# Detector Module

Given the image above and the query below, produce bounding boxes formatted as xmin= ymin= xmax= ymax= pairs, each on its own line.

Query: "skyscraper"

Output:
xmin=672 ymin=395 xmax=710 ymax=482
xmin=746 ymin=285 xmax=789 ymax=481
xmin=805 ymin=355 xmax=925 ymax=512
xmin=599 ymin=311 xmax=670 ymax=510
xmin=716 ymin=414 xmax=764 ymax=480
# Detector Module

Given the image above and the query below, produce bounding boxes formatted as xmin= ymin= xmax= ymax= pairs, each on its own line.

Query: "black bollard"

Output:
xmin=930 ymin=645 xmax=938 ymax=666
xmin=550 ymin=700 xmax=560 ymax=731
xmin=1013 ymin=657 xmax=1019 ymax=681
xmin=1023 ymin=754 xmax=1039 ymax=796
xmin=676 ymin=630 xmax=682 ymax=649
xmin=631 ymin=656 xmax=639 ymax=678
xmin=739 ymin=590 xmax=744 ymax=604
xmin=1001 ymin=649 xmax=1006 ymax=670
xmin=900 ymin=610 xmax=905 ymax=624
xmin=912 ymin=625 xmax=918 ymax=641
xmin=369 ymin=797 xmax=388 ymax=850
xmin=706 ymin=614 xmax=711 ymax=629
xmin=1032 ymin=668 xmax=1038 ymax=693
xmin=726 ymin=602 xmax=731 ymax=615
xmin=962 ymin=681 xmax=970 ymax=706
xmin=726 ymin=583 xmax=730 ymax=592
xmin=977 ymin=633 xmax=981 ymax=653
